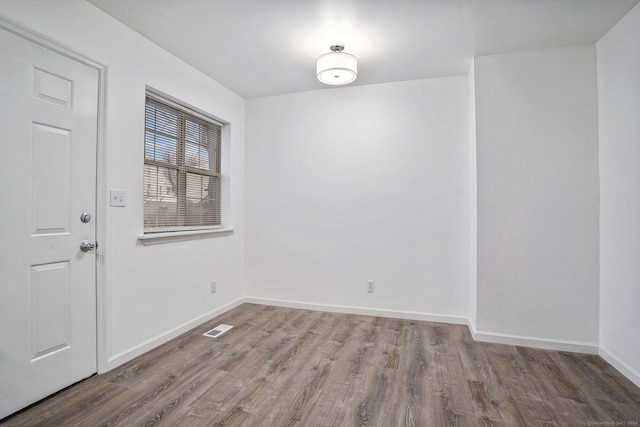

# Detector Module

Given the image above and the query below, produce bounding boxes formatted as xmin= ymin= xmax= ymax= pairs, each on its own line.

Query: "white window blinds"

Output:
xmin=144 ymin=95 xmax=222 ymax=232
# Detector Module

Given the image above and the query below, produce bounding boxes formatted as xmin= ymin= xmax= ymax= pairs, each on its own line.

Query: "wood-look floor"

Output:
xmin=2 ymin=304 xmax=640 ymax=426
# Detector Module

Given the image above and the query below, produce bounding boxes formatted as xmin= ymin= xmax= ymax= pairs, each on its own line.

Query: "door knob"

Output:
xmin=80 ymin=240 xmax=97 ymax=252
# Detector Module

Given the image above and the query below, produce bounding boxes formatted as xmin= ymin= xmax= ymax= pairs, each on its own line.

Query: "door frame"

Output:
xmin=0 ymin=17 xmax=109 ymax=374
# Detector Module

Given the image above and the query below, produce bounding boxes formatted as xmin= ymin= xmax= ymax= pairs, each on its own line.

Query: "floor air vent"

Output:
xmin=203 ymin=324 xmax=233 ymax=338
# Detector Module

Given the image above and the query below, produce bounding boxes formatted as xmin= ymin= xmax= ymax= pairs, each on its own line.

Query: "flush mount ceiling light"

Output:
xmin=316 ymin=44 xmax=357 ymax=85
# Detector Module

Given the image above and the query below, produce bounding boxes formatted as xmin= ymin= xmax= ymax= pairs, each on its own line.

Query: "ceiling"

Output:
xmin=87 ymin=0 xmax=638 ymax=99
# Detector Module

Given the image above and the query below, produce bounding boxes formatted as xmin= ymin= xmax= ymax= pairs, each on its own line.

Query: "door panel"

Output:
xmin=0 ymin=26 xmax=99 ymax=419
xmin=32 ymin=123 xmax=72 ymax=234
xmin=31 ymin=261 xmax=71 ymax=360
xmin=33 ymin=67 xmax=74 ymax=108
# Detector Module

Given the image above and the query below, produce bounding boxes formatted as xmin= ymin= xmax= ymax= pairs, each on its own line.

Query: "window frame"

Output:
xmin=143 ymin=91 xmax=225 ymax=235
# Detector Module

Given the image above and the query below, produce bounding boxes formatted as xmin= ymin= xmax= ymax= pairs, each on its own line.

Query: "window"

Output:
xmin=144 ymin=93 xmax=223 ymax=233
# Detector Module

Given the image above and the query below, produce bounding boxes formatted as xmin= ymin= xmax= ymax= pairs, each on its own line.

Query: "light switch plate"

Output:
xmin=110 ymin=190 xmax=125 ymax=207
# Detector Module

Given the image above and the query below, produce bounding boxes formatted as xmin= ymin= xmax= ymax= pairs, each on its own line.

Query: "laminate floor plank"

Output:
xmin=479 ymin=344 xmax=535 ymax=426
xmin=428 ymin=333 xmax=474 ymax=426
xmin=506 ymin=347 xmax=569 ymax=425
xmin=555 ymin=351 xmax=640 ymax=423
xmin=2 ymin=303 xmax=639 ymax=427
xmin=456 ymin=332 xmax=492 ymax=384
xmin=519 ymin=348 xmax=601 ymax=426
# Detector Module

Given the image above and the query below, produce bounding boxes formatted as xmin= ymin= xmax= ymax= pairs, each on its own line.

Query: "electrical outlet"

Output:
xmin=210 ymin=280 xmax=217 ymax=293
xmin=367 ymin=280 xmax=375 ymax=293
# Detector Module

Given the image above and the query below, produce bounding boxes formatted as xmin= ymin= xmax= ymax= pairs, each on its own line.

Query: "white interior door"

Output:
xmin=0 ymin=26 xmax=99 ymax=419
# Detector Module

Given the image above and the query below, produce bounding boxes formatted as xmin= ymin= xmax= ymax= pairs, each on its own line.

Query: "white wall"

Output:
xmin=474 ymin=45 xmax=600 ymax=348
xmin=245 ymin=77 xmax=470 ymax=321
xmin=597 ymin=2 xmax=640 ymax=386
xmin=468 ymin=61 xmax=478 ymax=328
xmin=0 ymin=0 xmax=246 ymax=368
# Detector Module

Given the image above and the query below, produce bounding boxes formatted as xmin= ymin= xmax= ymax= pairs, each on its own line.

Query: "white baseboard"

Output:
xmin=467 ymin=320 xmax=599 ymax=354
xmin=106 ymin=297 xmax=245 ymax=371
xmin=468 ymin=317 xmax=477 ymax=336
xmin=243 ymin=296 xmax=468 ymax=325
xmin=599 ymin=346 xmax=640 ymax=388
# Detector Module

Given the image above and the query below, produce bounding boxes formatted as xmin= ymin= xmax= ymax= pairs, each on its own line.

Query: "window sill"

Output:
xmin=138 ymin=228 xmax=233 ymax=245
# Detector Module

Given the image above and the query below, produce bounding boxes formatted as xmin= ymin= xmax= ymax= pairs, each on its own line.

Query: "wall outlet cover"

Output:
xmin=367 ymin=280 xmax=375 ymax=293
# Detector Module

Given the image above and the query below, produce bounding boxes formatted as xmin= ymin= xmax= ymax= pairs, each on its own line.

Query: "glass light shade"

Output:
xmin=316 ymin=51 xmax=358 ymax=85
